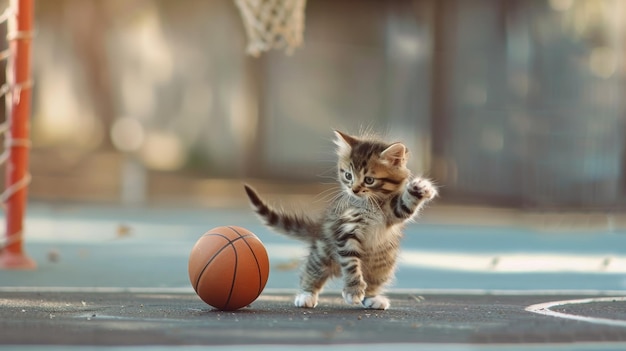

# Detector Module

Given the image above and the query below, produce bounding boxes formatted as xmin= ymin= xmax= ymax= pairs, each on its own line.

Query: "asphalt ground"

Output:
xmin=0 ymin=290 xmax=625 ymax=347
xmin=0 ymin=203 xmax=625 ymax=350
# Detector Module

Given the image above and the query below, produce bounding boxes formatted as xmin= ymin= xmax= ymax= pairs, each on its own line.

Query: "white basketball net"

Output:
xmin=235 ymin=0 xmax=307 ymax=57
xmin=0 ymin=2 xmax=34 ymax=251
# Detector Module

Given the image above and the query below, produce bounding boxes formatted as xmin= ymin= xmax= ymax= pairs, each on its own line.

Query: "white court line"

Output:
xmin=525 ymin=296 xmax=626 ymax=328
xmin=267 ymin=244 xmax=626 ymax=273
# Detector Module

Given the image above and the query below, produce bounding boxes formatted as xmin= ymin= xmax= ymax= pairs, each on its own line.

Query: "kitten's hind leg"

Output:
xmin=361 ymin=282 xmax=391 ymax=310
xmin=361 ymin=266 xmax=394 ymax=310
xmin=295 ymin=247 xmax=333 ymax=308
xmin=362 ymin=295 xmax=390 ymax=310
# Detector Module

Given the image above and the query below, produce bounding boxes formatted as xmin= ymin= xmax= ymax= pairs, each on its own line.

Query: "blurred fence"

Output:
xmin=5 ymin=0 xmax=625 ymax=209
xmin=432 ymin=0 xmax=626 ymax=209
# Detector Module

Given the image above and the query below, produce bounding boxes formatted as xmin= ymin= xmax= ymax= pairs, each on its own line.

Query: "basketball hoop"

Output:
xmin=234 ymin=0 xmax=307 ymax=57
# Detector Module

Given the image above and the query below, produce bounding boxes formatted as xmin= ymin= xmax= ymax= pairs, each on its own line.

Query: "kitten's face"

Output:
xmin=334 ymin=131 xmax=410 ymax=200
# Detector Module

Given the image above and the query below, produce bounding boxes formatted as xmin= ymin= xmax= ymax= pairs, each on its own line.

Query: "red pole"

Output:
xmin=0 ymin=0 xmax=35 ymax=269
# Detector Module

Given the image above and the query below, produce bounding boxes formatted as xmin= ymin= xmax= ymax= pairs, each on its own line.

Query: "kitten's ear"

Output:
xmin=381 ymin=143 xmax=407 ymax=167
xmin=334 ymin=130 xmax=358 ymax=155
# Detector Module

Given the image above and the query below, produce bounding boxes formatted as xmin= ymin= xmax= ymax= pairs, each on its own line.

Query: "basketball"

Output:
xmin=188 ymin=226 xmax=270 ymax=311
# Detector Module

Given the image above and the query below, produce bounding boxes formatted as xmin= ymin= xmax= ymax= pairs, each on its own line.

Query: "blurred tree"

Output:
xmin=65 ymin=0 xmax=115 ymax=149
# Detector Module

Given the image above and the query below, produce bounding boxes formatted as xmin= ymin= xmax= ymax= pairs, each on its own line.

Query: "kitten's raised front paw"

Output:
xmin=362 ymin=295 xmax=390 ymax=310
xmin=294 ymin=291 xmax=318 ymax=308
xmin=407 ymin=178 xmax=437 ymax=201
xmin=342 ymin=288 xmax=365 ymax=306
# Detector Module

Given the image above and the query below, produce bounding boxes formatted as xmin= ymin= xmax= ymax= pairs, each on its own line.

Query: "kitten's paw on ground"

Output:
xmin=342 ymin=288 xmax=365 ymax=305
xmin=408 ymin=178 xmax=437 ymax=200
xmin=362 ymin=295 xmax=390 ymax=310
xmin=294 ymin=292 xmax=318 ymax=308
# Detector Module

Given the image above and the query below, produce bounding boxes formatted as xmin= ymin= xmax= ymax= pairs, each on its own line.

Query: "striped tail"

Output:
xmin=243 ymin=184 xmax=320 ymax=242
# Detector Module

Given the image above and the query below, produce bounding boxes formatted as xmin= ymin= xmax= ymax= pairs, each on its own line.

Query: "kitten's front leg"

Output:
xmin=391 ymin=177 xmax=437 ymax=222
xmin=407 ymin=177 xmax=437 ymax=202
xmin=336 ymin=221 xmax=367 ymax=305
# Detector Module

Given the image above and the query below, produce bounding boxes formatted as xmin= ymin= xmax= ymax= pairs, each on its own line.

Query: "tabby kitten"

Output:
xmin=244 ymin=131 xmax=437 ymax=310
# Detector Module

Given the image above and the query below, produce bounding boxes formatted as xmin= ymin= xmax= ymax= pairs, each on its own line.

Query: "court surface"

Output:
xmin=0 ymin=203 xmax=625 ymax=350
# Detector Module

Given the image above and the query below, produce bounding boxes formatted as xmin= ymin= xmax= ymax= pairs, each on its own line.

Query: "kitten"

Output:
xmin=244 ymin=130 xmax=437 ymax=310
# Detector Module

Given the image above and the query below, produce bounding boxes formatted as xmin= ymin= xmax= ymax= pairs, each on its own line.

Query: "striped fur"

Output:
xmin=244 ymin=185 xmax=320 ymax=241
xmin=244 ymin=131 xmax=437 ymax=310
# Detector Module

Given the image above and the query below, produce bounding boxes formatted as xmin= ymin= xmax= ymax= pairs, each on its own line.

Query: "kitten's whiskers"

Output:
xmin=313 ymin=186 xmax=341 ymax=204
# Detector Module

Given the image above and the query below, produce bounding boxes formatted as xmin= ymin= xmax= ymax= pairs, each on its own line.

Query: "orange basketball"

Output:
xmin=188 ymin=226 xmax=269 ymax=311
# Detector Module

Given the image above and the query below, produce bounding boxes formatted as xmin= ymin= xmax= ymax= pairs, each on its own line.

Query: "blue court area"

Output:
xmin=2 ymin=203 xmax=625 ymax=293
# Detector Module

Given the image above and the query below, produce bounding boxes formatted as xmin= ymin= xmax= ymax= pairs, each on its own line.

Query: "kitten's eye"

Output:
xmin=344 ymin=172 xmax=353 ymax=181
xmin=364 ymin=176 xmax=375 ymax=185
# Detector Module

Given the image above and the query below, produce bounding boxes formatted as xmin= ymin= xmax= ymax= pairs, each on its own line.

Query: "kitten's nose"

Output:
xmin=352 ymin=187 xmax=361 ymax=194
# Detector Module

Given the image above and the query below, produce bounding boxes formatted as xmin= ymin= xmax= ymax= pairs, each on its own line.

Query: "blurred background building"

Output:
xmin=5 ymin=0 xmax=626 ymax=209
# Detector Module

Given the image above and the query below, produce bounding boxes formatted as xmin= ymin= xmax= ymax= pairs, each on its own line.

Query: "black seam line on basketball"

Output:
xmin=194 ymin=236 xmax=233 ymax=292
xmin=193 ymin=235 xmax=250 ymax=299
xmin=227 ymin=226 xmax=264 ymax=296
xmin=194 ymin=232 xmax=236 ymax=292
xmin=220 ymin=228 xmax=255 ymax=309
xmin=225 ymin=240 xmax=238 ymax=309
xmin=206 ymin=235 xmax=250 ymax=309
